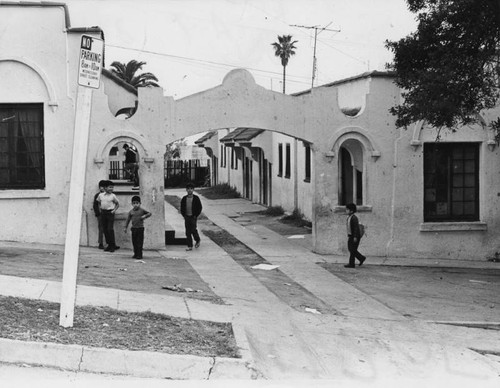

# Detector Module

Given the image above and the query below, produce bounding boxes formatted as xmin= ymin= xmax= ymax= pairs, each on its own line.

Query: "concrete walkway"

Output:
xmin=0 ymin=189 xmax=498 ymax=383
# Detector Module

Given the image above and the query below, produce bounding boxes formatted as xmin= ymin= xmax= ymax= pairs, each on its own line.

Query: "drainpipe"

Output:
xmin=386 ymin=127 xmax=404 ymax=257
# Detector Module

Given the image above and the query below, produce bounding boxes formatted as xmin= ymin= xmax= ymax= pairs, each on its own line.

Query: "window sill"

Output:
xmin=420 ymin=222 xmax=487 ymax=232
xmin=333 ymin=205 xmax=372 ymax=213
xmin=0 ymin=190 xmax=49 ymax=199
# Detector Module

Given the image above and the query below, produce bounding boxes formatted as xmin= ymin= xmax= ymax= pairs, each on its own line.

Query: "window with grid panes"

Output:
xmin=423 ymin=143 xmax=479 ymax=222
xmin=0 ymin=104 xmax=45 ymax=189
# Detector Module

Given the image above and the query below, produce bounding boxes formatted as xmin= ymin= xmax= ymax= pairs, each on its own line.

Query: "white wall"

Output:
xmin=0 ymin=5 xmax=89 ymax=244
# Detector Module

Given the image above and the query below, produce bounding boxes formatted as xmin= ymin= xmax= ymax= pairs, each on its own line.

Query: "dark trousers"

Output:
xmin=347 ymin=236 xmax=365 ymax=266
xmin=125 ymin=162 xmax=139 ymax=186
xmin=101 ymin=210 xmax=116 ymax=248
xmin=184 ymin=216 xmax=200 ymax=248
xmin=131 ymin=227 xmax=144 ymax=258
xmin=97 ymin=214 xmax=104 ymax=245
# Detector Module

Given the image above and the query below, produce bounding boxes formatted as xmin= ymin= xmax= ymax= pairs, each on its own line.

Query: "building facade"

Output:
xmin=2 ymin=2 xmax=499 ymax=261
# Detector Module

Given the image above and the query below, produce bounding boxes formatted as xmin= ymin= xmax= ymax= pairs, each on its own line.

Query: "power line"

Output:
xmin=290 ymin=23 xmax=340 ymax=88
xmin=106 ymin=43 xmax=312 ymax=84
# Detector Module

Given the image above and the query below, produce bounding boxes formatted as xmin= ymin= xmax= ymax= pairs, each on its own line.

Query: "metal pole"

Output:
xmin=311 ymin=27 xmax=318 ymax=89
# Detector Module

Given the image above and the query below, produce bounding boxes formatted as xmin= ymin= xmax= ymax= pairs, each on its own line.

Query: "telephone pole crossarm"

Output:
xmin=290 ymin=23 xmax=341 ymax=89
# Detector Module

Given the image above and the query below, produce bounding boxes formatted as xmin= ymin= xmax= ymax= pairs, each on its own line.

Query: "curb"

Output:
xmin=0 ymin=337 xmax=256 ymax=379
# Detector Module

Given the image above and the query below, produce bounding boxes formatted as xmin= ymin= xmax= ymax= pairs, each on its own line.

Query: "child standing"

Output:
xmin=180 ymin=182 xmax=202 ymax=251
xmin=97 ymin=180 xmax=120 ymax=252
xmin=93 ymin=180 xmax=107 ymax=249
xmin=124 ymin=195 xmax=151 ymax=259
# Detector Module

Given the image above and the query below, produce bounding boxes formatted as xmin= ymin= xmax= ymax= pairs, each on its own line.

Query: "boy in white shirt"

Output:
xmin=97 ymin=180 xmax=120 ymax=252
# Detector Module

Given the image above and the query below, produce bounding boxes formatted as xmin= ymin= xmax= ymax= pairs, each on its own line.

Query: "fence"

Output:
xmin=164 ymin=159 xmax=209 ymax=187
xmin=109 ymin=160 xmax=125 ymax=180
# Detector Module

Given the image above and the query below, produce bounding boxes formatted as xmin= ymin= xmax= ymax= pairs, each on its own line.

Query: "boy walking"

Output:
xmin=124 ymin=196 xmax=151 ymax=259
xmin=93 ymin=180 xmax=107 ymax=249
xmin=345 ymin=203 xmax=366 ymax=268
xmin=180 ymin=183 xmax=202 ymax=251
xmin=97 ymin=180 xmax=120 ymax=252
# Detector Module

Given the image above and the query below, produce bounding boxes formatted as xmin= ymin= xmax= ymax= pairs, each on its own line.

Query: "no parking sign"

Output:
xmin=78 ymin=35 xmax=103 ymax=89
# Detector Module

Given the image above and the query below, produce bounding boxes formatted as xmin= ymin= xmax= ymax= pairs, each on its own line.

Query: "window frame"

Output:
xmin=423 ymin=142 xmax=480 ymax=222
xmin=304 ymin=142 xmax=311 ymax=183
xmin=277 ymin=143 xmax=283 ymax=177
xmin=0 ymin=103 xmax=45 ymax=190
xmin=285 ymin=143 xmax=291 ymax=179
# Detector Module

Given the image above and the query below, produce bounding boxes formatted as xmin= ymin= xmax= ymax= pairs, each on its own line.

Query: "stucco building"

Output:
xmin=0 ymin=2 xmax=167 ymax=249
xmin=2 ymin=1 xmax=499 ymax=262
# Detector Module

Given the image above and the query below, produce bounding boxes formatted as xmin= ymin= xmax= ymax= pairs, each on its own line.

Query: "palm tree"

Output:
xmin=109 ymin=60 xmax=160 ymax=88
xmin=271 ymin=35 xmax=298 ymax=94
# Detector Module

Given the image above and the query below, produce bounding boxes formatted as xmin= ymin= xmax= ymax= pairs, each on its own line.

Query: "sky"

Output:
xmin=64 ymin=0 xmax=418 ymax=99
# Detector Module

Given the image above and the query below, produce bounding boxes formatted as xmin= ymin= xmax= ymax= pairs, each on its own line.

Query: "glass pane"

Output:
xmin=464 ymin=146 xmax=476 ymax=159
xmin=464 ymin=188 xmax=475 ymax=201
xmin=452 ymin=202 xmax=464 ymax=216
xmin=436 ymin=202 xmax=448 ymax=215
xmin=452 ymin=188 xmax=463 ymax=201
xmin=0 ymin=168 xmax=9 ymax=182
xmin=464 ymin=160 xmax=475 ymax=173
xmin=464 ymin=173 xmax=475 ymax=187
xmin=424 ymin=173 xmax=435 ymax=187
xmin=453 ymin=147 xmax=463 ymax=159
xmin=452 ymin=161 xmax=463 ymax=173
xmin=425 ymin=188 xmax=436 ymax=201
xmin=452 ymin=174 xmax=463 ymax=187
xmin=464 ymin=202 xmax=475 ymax=215
xmin=0 ymin=123 xmax=8 ymax=137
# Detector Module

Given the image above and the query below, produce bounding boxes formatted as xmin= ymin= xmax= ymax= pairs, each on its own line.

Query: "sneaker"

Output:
xmin=344 ymin=264 xmax=355 ymax=268
xmin=104 ymin=246 xmax=112 ymax=252
xmin=195 ymin=241 xmax=200 ymax=248
xmin=186 ymin=247 xmax=193 ymax=251
xmin=359 ymin=257 xmax=366 ymax=266
xmin=114 ymin=246 xmax=120 ymax=250
xmin=108 ymin=248 xmax=115 ymax=253
xmin=98 ymin=244 xmax=104 ymax=250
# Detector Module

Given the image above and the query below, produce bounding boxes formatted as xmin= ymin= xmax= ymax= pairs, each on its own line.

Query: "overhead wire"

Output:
xmin=106 ymin=43 xmax=312 ymax=87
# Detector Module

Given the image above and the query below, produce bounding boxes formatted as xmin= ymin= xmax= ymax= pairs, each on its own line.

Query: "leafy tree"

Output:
xmin=385 ymin=0 xmax=500 ymax=139
xmin=165 ymin=139 xmax=186 ymax=160
xmin=271 ymin=35 xmax=298 ymax=94
xmin=109 ymin=60 xmax=160 ymax=88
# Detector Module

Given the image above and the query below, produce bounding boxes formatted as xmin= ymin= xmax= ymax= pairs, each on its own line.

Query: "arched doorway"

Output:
xmin=339 ymin=139 xmax=364 ymax=206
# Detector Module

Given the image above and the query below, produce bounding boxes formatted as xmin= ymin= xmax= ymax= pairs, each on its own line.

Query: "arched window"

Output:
xmin=339 ymin=139 xmax=364 ymax=205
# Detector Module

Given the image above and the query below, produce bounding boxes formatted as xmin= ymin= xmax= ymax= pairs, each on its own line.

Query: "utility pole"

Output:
xmin=291 ymin=23 xmax=340 ymax=89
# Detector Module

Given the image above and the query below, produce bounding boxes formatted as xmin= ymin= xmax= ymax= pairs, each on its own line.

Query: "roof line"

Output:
xmin=292 ymin=70 xmax=396 ymax=96
xmin=0 ymin=1 xmax=71 ymax=28
xmin=0 ymin=1 xmax=104 ymax=34
xmin=102 ymin=68 xmax=138 ymax=96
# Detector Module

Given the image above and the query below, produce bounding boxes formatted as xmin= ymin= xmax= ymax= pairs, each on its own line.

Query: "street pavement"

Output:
xmin=0 ymin=188 xmax=498 ymax=385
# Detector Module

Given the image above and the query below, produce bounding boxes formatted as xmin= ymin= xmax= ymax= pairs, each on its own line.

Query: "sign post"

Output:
xmin=60 ymin=35 xmax=103 ymax=327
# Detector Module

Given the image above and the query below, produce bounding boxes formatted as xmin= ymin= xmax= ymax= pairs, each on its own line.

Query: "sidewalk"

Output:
xmin=0 ymin=190 xmax=498 ymax=381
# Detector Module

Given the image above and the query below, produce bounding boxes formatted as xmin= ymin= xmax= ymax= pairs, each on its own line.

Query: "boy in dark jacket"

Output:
xmin=93 ymin=180 xmax=107 ymax=249
xmin=180 ymin=183 xmax=202 ymax=251
xmin=345 ymin=203 xmax=366 ymax=268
